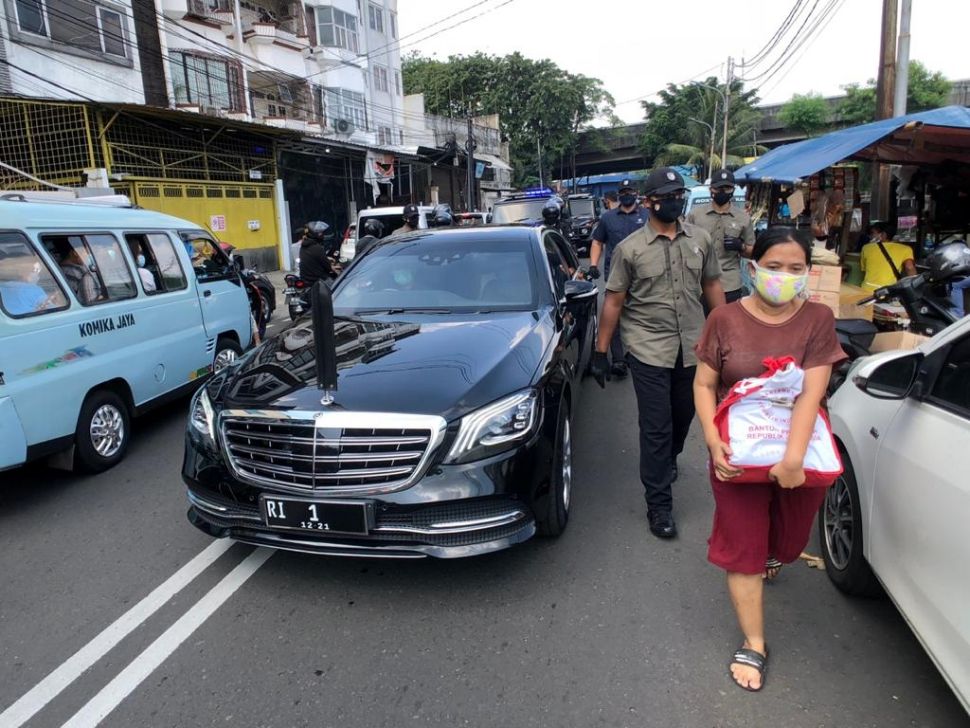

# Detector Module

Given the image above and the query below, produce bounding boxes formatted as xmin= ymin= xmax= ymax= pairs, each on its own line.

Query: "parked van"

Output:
xmin=0 ymin=198 xmax=253 ymax=473
xmin=684 ymin=184 xmax=747 ymax=217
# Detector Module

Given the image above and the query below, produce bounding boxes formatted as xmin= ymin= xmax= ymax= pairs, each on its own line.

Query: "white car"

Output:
xmin=820 ymin=315 xmax=970 ymax=714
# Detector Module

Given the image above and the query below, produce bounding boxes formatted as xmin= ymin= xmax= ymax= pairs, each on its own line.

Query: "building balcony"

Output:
xmin=243 ymin=21 xmax=277 ymax=44
xmin=308 ymin=45 xmax=362 ymax=71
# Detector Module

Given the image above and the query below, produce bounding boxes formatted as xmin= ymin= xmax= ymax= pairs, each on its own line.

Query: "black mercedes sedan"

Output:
xmin=182 ymin=225 xmax=598 ymax=558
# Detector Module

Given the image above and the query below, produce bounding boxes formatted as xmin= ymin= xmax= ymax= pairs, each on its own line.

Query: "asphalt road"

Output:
xmin=1 ymin=319 xmax=968 ymax=727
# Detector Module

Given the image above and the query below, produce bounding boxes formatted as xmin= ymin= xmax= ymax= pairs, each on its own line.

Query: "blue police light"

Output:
xmin=519 ymin=186 xmax=555 ymax=198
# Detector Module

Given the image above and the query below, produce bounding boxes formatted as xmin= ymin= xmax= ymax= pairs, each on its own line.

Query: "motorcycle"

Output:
xmin=830 ymin=271 xmax=961 ymax=393
xmin=220 ymin=244 xmax=276 ymax=338
xmin=284 ymin=273 xmax=312 ymax=321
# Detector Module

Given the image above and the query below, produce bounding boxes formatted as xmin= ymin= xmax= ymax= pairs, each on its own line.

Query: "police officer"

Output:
xmin=588 ymin=179 xmax=648 ymax=378
xmin=591 ymin=167 xmax=725 ymax=539
xmin=392 ymin=203 xmax=421 ymax=236
xmin=299 ymin=220 xmax=336 ymax=287
xmin=687 ymin=169 xmax=754 ymax=304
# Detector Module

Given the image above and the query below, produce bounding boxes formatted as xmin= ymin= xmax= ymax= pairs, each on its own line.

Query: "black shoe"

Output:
xmin=648 ymin=510 xmax=677 ymax=539
xmin=611 ymin=362 xmax=628 ymax=379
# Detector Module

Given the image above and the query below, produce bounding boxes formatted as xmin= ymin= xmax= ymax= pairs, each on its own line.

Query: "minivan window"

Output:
xmin=181 ymin=234 xmax=233 ymax=282
xmin=126 ymin=233 xmax=187 ymax=294
xmin=41 ymin=233 xmax=136 ymax=305
xmin=0 ymin=231 xmax=68 ymax=318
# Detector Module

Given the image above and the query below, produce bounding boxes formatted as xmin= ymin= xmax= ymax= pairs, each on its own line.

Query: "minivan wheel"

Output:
xmin=818 ymin=454 xmax=882 ymax=597
xmin=536 ymin=403 xmax=571 ymax=537
xmin=74 ymin=390 xmax=130 ymax=473
xmin=213 ymin=337 xmax=242 ymax=373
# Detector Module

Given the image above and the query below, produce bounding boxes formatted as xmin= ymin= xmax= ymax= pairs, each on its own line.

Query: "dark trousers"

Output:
xmin=627 ymin=349 xmax=696 ymax=513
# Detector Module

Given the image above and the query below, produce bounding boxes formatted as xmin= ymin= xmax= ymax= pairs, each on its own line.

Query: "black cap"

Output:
xmin=643 ymin=167 xmax=686 ymax=196
xmin=618 ymin=179 xmax=637 ymax=192
xmin=403 ymin=203 xmax=419 ymax=217
xmin=710 ymin=169 xmax=736 ymax=189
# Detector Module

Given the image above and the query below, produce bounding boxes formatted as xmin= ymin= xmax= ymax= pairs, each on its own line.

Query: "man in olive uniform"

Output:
xmin=687 ymin=169 xmax=754 ymax=304
xmin=591 ymin=167 xmax=725 ymax=539
xmin=392 ymin=203 xmax=421 ymax=236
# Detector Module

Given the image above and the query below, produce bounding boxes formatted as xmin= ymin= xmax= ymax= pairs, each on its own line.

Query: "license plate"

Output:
xmin=284 ymin=287 xmax=297 ymax=295
xmin=260 ymin=496 xmax=371 ymax=534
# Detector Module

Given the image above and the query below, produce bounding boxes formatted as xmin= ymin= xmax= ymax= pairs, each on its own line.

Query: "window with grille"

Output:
xmin=13 ymin=0 xmax=129 ymax=60
xmin=315 ymin=6 xmax=358 ymax=53
xmin=170 ymin=51 xmax=244 ymax=111
xmin=324 ymin=88 xmax=367 ymax=130
xmin=378 ymin=126 xmax=392 ymax=145
xmin=368 ymin=3 xmax=383 ymax=32
xmin=373 ymin=65 xmax=389 ymax=93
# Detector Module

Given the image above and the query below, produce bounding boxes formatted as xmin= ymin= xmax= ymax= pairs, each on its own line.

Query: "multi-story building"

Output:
xmin=0 ymin=0 xmax=145 ymax=102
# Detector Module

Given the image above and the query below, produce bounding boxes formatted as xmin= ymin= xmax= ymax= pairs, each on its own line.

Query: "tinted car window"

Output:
xmin=929 ymin=336 xmax=970 ymax=416
xmin=334 ymin=234 xmax=539 ymax=313
xmin=491 ymin=200 xmax=547 ymax=224
xmin=0 ymin=231 xmax=68 ymax=318
xmin=542 ymin=234 xmax=569 ymax=300
xmin=41 ymin=233 xmax=136 ymax=305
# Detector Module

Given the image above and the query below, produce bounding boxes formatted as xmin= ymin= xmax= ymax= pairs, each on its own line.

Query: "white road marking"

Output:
xmin=61 ymin=547 xmax=274 ymax=728
xmin=0 ymin=539 xmax=234 ymax=728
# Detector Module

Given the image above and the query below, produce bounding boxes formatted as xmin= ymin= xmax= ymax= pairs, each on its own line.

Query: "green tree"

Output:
xmin=402 ymin=52 xmax=614 ymax=187
xmin=779 ymin=93 xmax=830 ymax=137
xmin=638 ymin=76 xmax=765 ymax=176
xmin=838 ymin=60 xmax=951 ymax=125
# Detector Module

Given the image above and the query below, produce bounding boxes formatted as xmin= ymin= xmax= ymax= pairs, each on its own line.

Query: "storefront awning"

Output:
xmin=737 ymin=105 xmax=970 ymax=184
xmin=475 ymin=152 xmax=512 ymax=171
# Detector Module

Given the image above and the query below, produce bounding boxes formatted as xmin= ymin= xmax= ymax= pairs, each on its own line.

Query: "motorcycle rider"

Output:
xmin=354 ymin=218 xmax=385 ymax=259
xmin=299 ymin=221 xmax=336 ymax=287
xmin=392 ymin=203 xmax=421 ymax=236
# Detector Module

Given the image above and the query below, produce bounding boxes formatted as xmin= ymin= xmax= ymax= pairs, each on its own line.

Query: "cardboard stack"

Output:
xmin=806 ymin=264 xmax=842 ymax=317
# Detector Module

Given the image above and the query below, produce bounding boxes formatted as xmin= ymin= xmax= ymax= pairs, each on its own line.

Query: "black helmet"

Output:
xmin=541 ymin=199 xmax=561 ymax=225
xmin=304 ymin=220 xmax=330 ymax=241
xmin=927 ymin=242 xmax=970 ymax=282
xmin=362 ymin=218 xmax=384 ymax=238
xmin=430 ymin=203 xmax=453 ymax=227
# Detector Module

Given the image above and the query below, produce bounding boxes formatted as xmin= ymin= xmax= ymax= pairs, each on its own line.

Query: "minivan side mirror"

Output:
xmin=853 ymin=350 xmax=923 ymax=400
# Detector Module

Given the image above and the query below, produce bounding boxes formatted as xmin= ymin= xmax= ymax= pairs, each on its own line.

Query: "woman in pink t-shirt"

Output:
xmin=694 ymin=226 xmax=846 ymax=693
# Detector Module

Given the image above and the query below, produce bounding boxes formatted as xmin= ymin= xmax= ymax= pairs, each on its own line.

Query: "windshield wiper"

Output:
xmin=353 ymin=307 xmax=452 ymax=315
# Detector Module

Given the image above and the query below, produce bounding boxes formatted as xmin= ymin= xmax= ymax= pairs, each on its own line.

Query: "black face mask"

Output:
xmin=619 ymin=193 xmax=637 ymax=208
xmin=652 ymin=197 xmax=684 ymax=223
xmin=712 ymin=190 xmax=733 ymax=206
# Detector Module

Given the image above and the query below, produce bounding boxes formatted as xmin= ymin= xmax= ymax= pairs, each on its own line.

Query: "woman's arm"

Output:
xmin=770 ymin=364 xmax=832 ymax=488
xmin=694 ymin=362 xmax=742 ymax=480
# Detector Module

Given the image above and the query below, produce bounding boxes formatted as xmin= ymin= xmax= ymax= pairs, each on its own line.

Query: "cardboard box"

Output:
xmin=838 ymin=283 xmax=870 ymax=304
xmin=808 ymin=264 xmax=843 ymax=292
xmin=838 ymin=302 xmax=874 ymax=321
xmin=808 ymin=289 xmax=839 ymax=317
xmin=868 ymin=331 xmax=930 ymax=353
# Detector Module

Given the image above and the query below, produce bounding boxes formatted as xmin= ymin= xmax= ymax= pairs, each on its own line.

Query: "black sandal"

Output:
xmin=729 ymin=645 xmax=769 ymax=692
xmin=764 ymin=557 xmax=783 ymax=582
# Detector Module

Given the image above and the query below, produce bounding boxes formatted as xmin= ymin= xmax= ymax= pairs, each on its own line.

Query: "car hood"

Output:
xmin=218 ymin=312 xmax=555 ymax=421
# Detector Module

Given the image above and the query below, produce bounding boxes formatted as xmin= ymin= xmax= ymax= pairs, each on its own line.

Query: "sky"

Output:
xmin=398 ymin=0 xmax=969 ymax=124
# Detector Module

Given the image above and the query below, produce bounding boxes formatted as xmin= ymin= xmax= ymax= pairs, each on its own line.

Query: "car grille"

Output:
xmin=221 ymin=415 xmax=437 ymax=493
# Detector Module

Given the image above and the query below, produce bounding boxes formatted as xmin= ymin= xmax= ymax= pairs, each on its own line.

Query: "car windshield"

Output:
xmin=569 ymin=199 xmax=595 ymax=217
xmin=333 ymin=234 xmax=539 ymax=314
xmin=490 ymin=200 xmax=547 ymax=224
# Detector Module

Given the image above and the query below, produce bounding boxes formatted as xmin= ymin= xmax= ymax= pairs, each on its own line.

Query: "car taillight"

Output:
xmin=295 ymin=280 xmax=306 ymax=288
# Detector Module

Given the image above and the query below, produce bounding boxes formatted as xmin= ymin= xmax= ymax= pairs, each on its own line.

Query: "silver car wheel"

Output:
xmin=213 ymin=347 xmax=237 ymax=372
xmin=823 ymin=475 xmax=854 ymax=570
xmin=90 ymin=404 xmax=125 ymax=458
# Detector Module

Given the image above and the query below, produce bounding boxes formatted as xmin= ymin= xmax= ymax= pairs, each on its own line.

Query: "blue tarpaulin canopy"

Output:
xmin=736 ymin=106 xmax=970 ymax=184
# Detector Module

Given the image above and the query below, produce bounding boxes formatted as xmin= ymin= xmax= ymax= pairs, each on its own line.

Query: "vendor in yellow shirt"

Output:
xmin=860 ymin=221 xmax=917 ymax=289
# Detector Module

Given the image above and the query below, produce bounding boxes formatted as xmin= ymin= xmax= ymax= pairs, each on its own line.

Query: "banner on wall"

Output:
xmin=364 ymin=151 xmax=396 ymax=202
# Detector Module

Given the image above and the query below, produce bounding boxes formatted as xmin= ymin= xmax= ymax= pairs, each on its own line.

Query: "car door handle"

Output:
xmin=203 ymin=289 xmax=212 ymax=297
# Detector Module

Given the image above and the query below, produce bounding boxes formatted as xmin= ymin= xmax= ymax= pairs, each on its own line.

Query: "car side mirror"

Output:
xmin=563 ymin=278 xmax=598 ymax=303
xmin=852 ymin=350 xmax=923 ymax=400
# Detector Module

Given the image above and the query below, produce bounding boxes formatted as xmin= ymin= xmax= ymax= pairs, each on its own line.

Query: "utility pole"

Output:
xmin=536 ymin=120 xmax=544 ymax=188
xmin=465 ymin=113 xmax=476 ymax=212
xmin=721 ymin=56 xmax=733 ymax=169
xmin=872 ymin=0 xmax=898 ymax=220
xmin=894 ymin=0 xmax=912 ymax=116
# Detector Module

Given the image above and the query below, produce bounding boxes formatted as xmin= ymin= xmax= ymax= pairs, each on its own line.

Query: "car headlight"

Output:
xmin=189 ymin=387 xmax=216 ymax=446
xmin=445 ymin=390 xmax=540 ymax=464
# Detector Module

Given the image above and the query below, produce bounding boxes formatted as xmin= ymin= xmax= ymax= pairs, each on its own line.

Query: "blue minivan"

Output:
xmin=0 ymin=198 xmax=253 ymax=473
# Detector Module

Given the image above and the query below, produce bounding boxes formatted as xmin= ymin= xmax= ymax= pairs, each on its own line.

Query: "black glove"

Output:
xmin=723 ymin=236 xmax=744 ymax=252
xmin=587 ymin=265 xmax=601 ymax=280
xmin=590 ymin=351 xmax=610 ymax=389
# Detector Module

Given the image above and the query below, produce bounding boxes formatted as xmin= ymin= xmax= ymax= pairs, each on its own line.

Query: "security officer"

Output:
xmin=354 ymin=218 xmax=384 ymax=259
xmin=392 ymin=203 xmax=421 ymax=236
xmin=591 ymin=167 xmax=725 ymax=539
xmin=300 ymin=220 xmax=336 ymax=287
xmin=588 ymin=179 xmax=648 ymax=378
xmin=687 ymin=169 xmax=754 ymax=304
